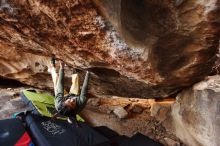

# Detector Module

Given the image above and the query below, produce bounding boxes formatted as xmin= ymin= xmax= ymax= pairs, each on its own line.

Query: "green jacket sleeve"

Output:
xmin=55 ymin=68 xmax=65 ymax=111
xmin=76 ymin=71 xmax=90 ymax=111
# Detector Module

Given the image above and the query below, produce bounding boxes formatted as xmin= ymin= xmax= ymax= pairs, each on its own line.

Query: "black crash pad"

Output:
xmin=94 ymin=126 xmax=119 ymax=139
xmin=0 ymin=118 xmax=32 ymax=146
xmin=119 ymin=133 xmax=163 ymax=146
xmin=94 ymin=126 xmax=130 ymax=146
xmin=24 ymin=114 xmax=110 ymax=146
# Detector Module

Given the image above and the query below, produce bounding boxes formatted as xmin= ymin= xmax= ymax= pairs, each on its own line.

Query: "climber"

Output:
xmin=50 ymin=57 xmax=90 ymax=122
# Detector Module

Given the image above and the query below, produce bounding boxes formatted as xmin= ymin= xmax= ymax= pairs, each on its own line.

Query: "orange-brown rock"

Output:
xmin=0 ymin=0 xmax=219 ymax=98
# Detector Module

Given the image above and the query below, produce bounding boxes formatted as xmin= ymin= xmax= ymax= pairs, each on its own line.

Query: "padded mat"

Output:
xmin=25 ymin=114 xmax=110 ymax=146
xmin=0 ymin=118 xmax=32 ymax=146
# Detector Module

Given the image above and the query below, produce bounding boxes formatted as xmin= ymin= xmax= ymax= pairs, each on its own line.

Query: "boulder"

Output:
xmin=151 ymin=102 xmax=172 ymax=122
xmin=113 ymin=106 xmax=128 ymax=119
xmin=0 ymin=0 xmax=219 ymax=98
xmin=171 ymin=75 xmax=220 ymax=146
xmin=131 ymin=104 xmax=144 ymax=114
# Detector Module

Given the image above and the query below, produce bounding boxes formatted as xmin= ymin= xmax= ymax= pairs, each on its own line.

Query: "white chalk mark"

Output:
xmin=0 ymin=0 xmax=17 ymax=14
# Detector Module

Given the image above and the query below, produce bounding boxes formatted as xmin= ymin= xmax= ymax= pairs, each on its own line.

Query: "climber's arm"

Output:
xmin=54 ymin=62 xmax=65 ymax=111
xmin=76 ymin=71 xmax=90 ymax=109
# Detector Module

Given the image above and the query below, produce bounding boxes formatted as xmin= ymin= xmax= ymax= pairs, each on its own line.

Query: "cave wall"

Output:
xmin=147 ymin=75 xmax=220 ymax=146
xmin=171 ymin=75 xmax=220 ymax=146
xmin=0 ymin=0 xmax=219 ymax=98
xmin=0 ymin=45 xmax=52 ymax=88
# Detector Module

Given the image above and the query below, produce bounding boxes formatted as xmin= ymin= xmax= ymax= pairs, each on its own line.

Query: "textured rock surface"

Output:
xmin=143 ymin=75 xmax=220 ymax=146
xmin=0 ymin=0 xmax=219 ymax=98
xmin=0 ymin=87 xmax=28 ymax=119
xmin=82 ymin=97 xmax=182 ymax=145
xmin=0 ymin=47 xmax=52 ymax=89
xmin=171 ymin=75 xmax=220 ymax=146
xmin=113 ymin=106 xmax=128 ymax=119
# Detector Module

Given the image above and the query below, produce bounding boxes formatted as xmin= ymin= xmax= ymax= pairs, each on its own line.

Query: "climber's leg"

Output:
xmin=50 ymin=57 xmax=58 ymax=95
xmin=69 ymin=73 xmax=80 ymax=95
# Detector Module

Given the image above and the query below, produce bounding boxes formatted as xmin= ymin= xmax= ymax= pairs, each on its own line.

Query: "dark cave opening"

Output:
xmin=0 ymin=76 xmax=25 ymax=87
xmin=87 ymin=67 xmax=120 ymax=77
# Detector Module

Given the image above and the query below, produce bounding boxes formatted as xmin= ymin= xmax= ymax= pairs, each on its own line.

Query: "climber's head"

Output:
xmin=64 ymin=98 xmax=76 ymax=110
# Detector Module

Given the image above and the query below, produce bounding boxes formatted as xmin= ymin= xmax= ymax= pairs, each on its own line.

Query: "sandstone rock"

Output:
xmin=81 ymin=106 xmax=178 ymax=145
xmin=0 ymin=0 xmax=219 ymax=98
xmin=0 ymin=87 xmax=28 ymax=119
xmin=88 ymin=98 xmax=101 ymax=107
xmin=10 ymin=98 xmax=26 ymax=108
xmin=128 ymin=99 xmax=139 ymax=102
xmin=0 ymin=49 xmax=54 ymax=90
xmin=164 ymin=137 xmax=180 ymax=146
xmin=171 ymin=75 xmax=220 ymax=146
xmin=97 ymin=104 xmax=113 ymax=114
xmin=131 ymin=104 xmax=143 ymax=114
xmin=113 ymin=106 xmax=128 ymax=119
xmin=151 ymin=102 xmax=172 ymax=122
xmin=175 ymin=0 xmax=185 ymax=7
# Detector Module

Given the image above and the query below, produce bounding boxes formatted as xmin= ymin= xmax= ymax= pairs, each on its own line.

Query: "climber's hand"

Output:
xmin=60 ymin=61 xmax=65 ymax=69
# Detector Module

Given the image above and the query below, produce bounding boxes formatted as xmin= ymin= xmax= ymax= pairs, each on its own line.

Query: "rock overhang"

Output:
xmin=0 ymin=0 xmax=219 ymax=98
